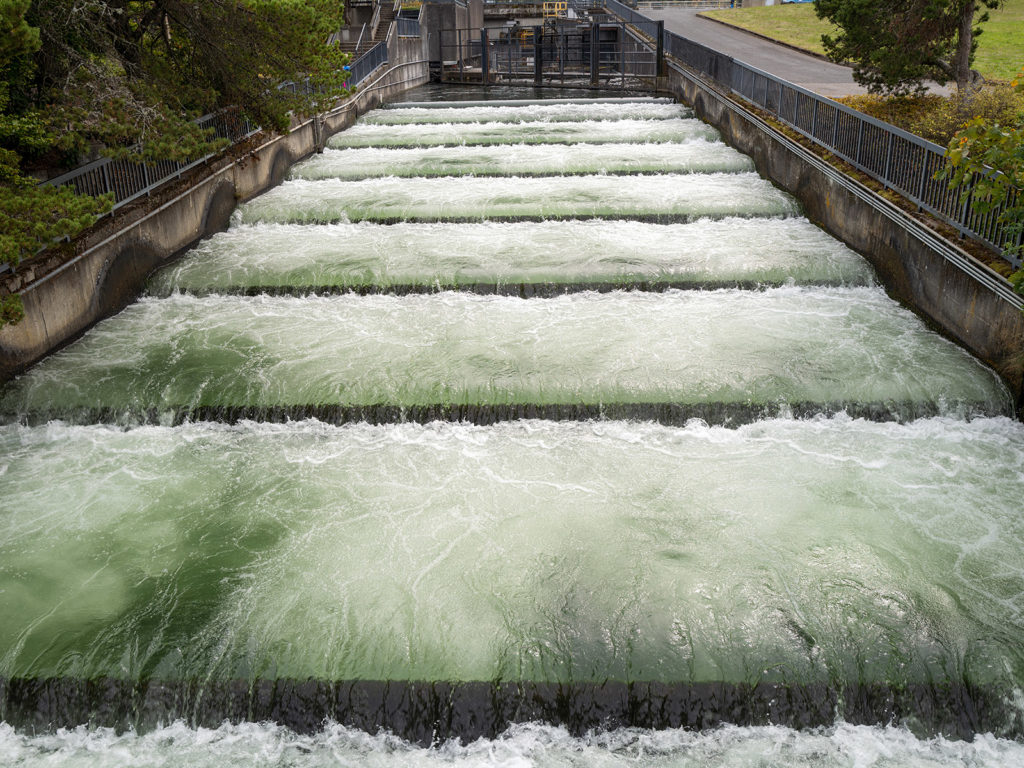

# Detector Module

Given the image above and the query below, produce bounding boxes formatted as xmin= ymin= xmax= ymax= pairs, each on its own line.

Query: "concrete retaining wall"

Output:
xmin=662 ymin=64 xmax=1024 ymax=412
xmin=0 ymin=37 xmax=428 ymax=381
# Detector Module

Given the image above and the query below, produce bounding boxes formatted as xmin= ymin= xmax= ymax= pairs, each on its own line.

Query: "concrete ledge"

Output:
xmin=0 ymin=39 xmax=428 ymax=381
xmin=661 ymin=62 xmax=1024 ymax=411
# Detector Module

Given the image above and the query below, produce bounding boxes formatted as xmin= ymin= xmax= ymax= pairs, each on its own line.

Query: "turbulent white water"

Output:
xmin=5 ymin=91 xmax=1023 ymax=764
xmin=148 ymin=219 xmax=874 ymax=294
xmin=1 ymin=417 xmax=1023 ymax=684
xmin=3 ymin=721 xmax=1024 ymax=768
xmin=288 ymin=141 xmax=754 ymax=180
xmin=327 ymin=118 xmax=720 ymax=148
xmin=364 ymin=99 xmax=689 ymax=124
xmin=237 ymin=174 xmax=800 ymax=224
xmin=0 ymin=288 xmax=1009 ymax=416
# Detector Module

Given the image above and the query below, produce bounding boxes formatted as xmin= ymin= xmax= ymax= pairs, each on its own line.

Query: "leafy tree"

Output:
xmin=27 ymin=0 xmax=350 ymax=162
xmin=814 ymin=0 xmax=1003 ymax=95
xmin=1 ymin=0 xmax=112 ymax=281
xmin=0 ymin=0 xmax=350 ymax=327
xmin=942 ymin=68 xmax=1024 ymax=295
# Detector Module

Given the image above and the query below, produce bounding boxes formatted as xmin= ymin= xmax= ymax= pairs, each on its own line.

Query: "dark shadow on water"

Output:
xmin=2 ymin=400 xmax=1009 ymax=429
xmin=1 ymin=677 xmax=1016 ymax=743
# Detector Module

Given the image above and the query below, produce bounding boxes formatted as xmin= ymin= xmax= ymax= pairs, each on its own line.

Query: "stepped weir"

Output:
xmin=2 ymin=92 xmax=1024 ymax=766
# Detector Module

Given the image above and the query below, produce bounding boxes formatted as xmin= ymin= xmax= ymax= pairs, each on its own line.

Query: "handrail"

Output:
xmin=388 ymin=0 xmax=402 ymax=43
xmin=636 ymin=0 xmax=733 ymax=8
xmin=369 ymin=4 xmax=383 ymax=42
xmin=355 ymin=22 xmax=368 ymax=55
xmin=396 ymin=16 xmax=421 ymax=37
xmin=604 ymin=0 xmax=1022 ymax=268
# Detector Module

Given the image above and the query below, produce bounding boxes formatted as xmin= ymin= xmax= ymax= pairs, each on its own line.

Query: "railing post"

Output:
xmin=916 ymin=148 xmax=930 ymax=207
xmin=101 ymin=160 xmax=113 ymax=201
xmin=811 ymin=98 xmax=818 ymax=139
xmin=481 ymin=28 xmax=489 ymax=83
xmin=656 ymin=20 xmax=664 ymax=78
xmin=855 ymin=119 xmax=864 ymax=165
xmin=458 ymin=29 xmax=463 ymax=79
xmin=590 ymin=23 xmax=600 ymax=86
xmin=535 ymin=25 xmax=543 ymax=84
xmin=883 ymin=132 xmax=894 ymax=185
xmin=958 ymin=187 xmax=972 ymax=237
xmin=619 ymin=22 xmax=626 ymax=87
xmin=560 ymin=27 xmax=566 ymax=81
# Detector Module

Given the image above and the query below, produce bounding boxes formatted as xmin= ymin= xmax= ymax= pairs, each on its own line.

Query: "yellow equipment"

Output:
xmin=542 ymin=1 xmax=567 ymax=19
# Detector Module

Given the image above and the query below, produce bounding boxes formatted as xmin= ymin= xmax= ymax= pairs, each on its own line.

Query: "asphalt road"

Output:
xmin=641 ymin=8 xmax=869 ymax=97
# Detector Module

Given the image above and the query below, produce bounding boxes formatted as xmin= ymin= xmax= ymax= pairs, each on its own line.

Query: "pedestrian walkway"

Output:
xmin=643 ymin=8 xmax=949 ymax=97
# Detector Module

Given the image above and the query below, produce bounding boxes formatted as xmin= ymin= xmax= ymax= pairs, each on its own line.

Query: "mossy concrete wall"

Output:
xmin=0 ymin=38 xmax=428 ymax=381
xmin=662 ymin=65 xmax=1024 ymax=412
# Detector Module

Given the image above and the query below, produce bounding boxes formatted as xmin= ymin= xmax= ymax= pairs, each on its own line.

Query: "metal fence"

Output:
xmin=39 ymin=42 xmax=391 ymax=215
xmin=396 ymin=16 xmax=421 ymax=37
xmin=637 ymin=0 xmax=734 ymax=8
xmin=605 ymin=0 xmax=1023 ymax=268
xmin=39 ymin=110 xmax=260 ymax=210
xmin=441 ymin=22 xmax=658 ymax=85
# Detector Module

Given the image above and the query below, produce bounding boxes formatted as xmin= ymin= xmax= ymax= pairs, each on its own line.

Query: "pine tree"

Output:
xmin=814 ymin=0 xmax=1002 ymax=94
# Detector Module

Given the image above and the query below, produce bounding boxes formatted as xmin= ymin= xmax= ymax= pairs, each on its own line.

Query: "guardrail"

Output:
xmin=637 ymin=0 xmax=734 ymax=8
xmin=605 ymin=0 xmax=1023 ymax=269
xmin=39 ymin=42 xmax=391 ymax=216
xmin=349 ymin=41 xmax=389 ymax=85
xmin=397 ymin=16 xmax=421 ymax=36
xmin=39 ymin=110 xmax=260 ymax=211
xmin=369 ymin=3 xmax=383 ymax=40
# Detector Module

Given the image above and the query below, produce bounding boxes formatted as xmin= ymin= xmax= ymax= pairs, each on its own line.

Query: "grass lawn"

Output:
xmin=700 ymin=0 xmax=1024 ymax=81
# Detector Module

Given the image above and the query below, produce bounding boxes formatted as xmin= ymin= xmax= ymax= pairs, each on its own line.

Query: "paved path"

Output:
xmin=644 ymin=9 xmax=952 ymax=97
xmin=642 ymin=9 xmax=869 ymax=97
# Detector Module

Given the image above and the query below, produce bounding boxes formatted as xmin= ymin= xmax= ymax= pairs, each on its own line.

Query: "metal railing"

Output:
xmin=442 ymin=22 xmax=658 ymax=85
xmin=569 ymin=0 xmax=607 ymax=12
xmin=39 ymin=43 xmax=391 ymax=216
xmin=349 ymin=41 xmax=389 ymax=85
xmin=39 ymin=110 xmax=260 ymax=211
xmin=637 ymin=0 xmax=734 ymax=8
xmin=396 ymin=16 xmax=421 ymax=36
xmin=605 ymin=0 xmax=1022 ymax=268
xmin=369 ymin=3 xmax=383 ymax=40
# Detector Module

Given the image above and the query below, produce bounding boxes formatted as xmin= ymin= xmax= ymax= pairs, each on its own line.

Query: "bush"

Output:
xmin=838 ymin=84 xmax=1024 ymax=145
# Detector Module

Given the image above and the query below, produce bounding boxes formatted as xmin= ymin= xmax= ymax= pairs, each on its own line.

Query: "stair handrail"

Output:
xmin=355 ymin=22 xmax=368 ymax=54
xmin=370 ymin=2 xmax=383 ymax=40
xmin=388 ymin=0 xmax=403 ymax=43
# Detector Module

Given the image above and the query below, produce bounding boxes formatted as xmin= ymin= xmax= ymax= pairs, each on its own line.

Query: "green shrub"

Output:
xmin=838 ymin=84 xmax=1024 ymax=145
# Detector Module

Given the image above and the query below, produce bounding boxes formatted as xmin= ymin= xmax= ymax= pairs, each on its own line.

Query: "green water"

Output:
xmin=362 ymin=99 xmax=688 ymax=124
xmin=288 ymin=141 xmax=753 ymax=180
xmin=147 ymin=219 xmax=874 ymax=295
xmin=2 ymin=418 xmax=1022 ymax=687
xmin=3 ymin=94 xmax=1023 ymax=762
xmin=327 ymin=117 xmax=719 ymax=148
xmin=236 ymin=174 xmax=800 ymax=224
xmin=0 ymin=289 xmax=1009 ymax=418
